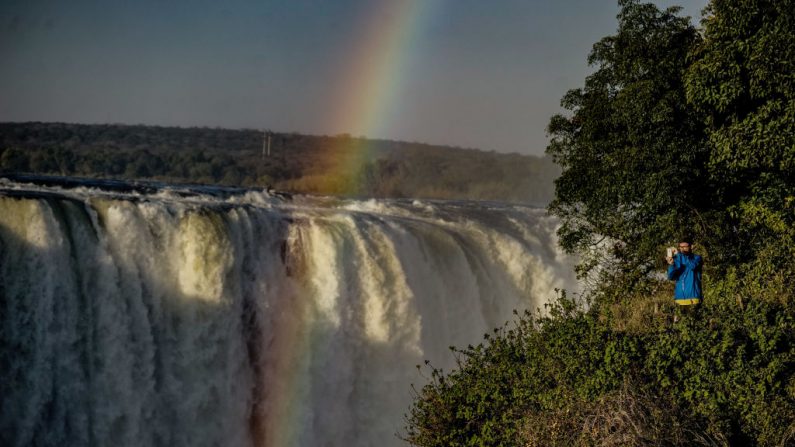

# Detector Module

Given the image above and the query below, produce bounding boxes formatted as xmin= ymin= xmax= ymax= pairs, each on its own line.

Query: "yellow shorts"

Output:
xmin=675 ymin=298 xmax=701 ymax=306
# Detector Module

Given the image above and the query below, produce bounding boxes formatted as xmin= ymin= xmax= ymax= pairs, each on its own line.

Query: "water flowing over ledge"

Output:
xmin=0 ymin=176 xmax=577 ymax=447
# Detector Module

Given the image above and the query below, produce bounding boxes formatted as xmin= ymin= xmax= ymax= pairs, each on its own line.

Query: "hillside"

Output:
xmin=0 ymin=122 xmax=557 ymax=205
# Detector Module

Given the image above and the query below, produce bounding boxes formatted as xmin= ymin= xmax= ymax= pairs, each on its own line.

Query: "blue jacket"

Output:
xmin=667 ymin=253 xmax=703 ymax=300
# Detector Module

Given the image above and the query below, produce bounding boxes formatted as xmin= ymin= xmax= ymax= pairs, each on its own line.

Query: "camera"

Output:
xmin=666 ymin=247 xmax=678 ymax=258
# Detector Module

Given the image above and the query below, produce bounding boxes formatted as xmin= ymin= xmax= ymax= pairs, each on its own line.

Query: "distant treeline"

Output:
xmin=0 ymin=122 xmax=558 ymax=205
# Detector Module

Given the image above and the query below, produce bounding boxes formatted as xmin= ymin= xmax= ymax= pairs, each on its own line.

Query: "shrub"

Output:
xmin=403 ymin=291 xmax=795 ymax=446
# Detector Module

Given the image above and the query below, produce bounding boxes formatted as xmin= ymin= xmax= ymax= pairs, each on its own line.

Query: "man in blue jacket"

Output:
xmin=666 ymin=238 xmax=703 ymax=307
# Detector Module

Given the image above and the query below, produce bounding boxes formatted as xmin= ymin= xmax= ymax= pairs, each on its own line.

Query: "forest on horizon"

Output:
xmin=0 ymin=122 xmax=557 ymax=205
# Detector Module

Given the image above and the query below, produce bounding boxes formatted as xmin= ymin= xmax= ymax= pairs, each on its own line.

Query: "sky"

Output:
xmin=0 ymin=0 xmax=708 ymax=156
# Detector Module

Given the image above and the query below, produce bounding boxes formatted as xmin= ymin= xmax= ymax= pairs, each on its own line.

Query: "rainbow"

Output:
xmin=317 ymin=1 xmax=441 ymax=195
xmin=261 ymin=5 xmax=442 ymax=443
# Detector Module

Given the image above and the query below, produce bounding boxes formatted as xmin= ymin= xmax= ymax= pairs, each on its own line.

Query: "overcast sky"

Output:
xmin=1 ymin=0 xmax=707 ymax=156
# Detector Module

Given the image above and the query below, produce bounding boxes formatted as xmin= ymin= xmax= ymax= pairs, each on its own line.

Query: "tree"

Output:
xmin=546 ymin=0 xmax=708 ymax=283
xmin=0 ymin=148 xmax=30 ymax=172
xmin=685 ymin=0 xmax=795 ymax=281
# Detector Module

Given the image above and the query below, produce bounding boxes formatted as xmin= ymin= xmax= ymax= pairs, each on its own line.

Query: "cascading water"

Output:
xmin=0 ymin=176 xmax=577 ymax=447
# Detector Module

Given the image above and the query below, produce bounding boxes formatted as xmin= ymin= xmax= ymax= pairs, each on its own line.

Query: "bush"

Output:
xmin=403 ymin=291 xmax=795 ymax=446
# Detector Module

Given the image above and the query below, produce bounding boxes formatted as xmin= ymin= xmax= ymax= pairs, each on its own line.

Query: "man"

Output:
xmin=666 ymin=238 xmax=703 ymax=307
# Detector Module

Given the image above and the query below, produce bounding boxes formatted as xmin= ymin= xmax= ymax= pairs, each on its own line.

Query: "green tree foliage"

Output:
xmin=686 ymin=0 xmax=795 ymax=188
xmin=547 ymin=0 xmax=709 ymax=281
xmin=358 ymin=146 xmax=559 ymax=204
xmin=684 ymin=0 xmax=795 ymax=299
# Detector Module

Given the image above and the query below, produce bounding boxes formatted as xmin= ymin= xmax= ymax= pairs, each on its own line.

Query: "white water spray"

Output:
xmin=0 ymin=179 xmax=577 ymax=447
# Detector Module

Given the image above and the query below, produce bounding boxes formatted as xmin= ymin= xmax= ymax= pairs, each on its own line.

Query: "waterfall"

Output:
xmin=0 ymin=177 xmax=577 ymax=447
